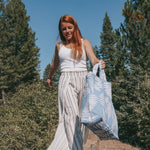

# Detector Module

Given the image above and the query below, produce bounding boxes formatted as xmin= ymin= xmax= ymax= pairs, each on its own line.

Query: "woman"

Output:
xmin=47 ymin=15 xmax=105 ymax=150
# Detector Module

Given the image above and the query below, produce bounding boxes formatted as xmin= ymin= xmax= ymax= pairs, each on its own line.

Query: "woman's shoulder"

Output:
xmin=82 ymin=38 xmax=91 ymax=48
xmin=82 ymin=38 xmax=91 ymax=43
xmin=55 ymin=42 xmax=62 ymax=51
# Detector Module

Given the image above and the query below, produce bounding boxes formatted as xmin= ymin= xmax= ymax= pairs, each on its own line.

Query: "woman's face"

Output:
xmin=61 ymin=22 xmax=74 ymax=42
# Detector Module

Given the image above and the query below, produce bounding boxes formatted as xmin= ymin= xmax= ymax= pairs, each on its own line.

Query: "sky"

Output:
xmin=22 ymin=0 xmax=126 ymax=78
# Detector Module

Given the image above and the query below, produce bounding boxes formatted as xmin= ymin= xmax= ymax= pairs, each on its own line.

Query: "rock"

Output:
xmin=83 ymin=131 xmax=141 ymax=150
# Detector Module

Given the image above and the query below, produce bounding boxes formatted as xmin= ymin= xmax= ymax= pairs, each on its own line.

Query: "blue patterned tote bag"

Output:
xmin=81 ymin=62 xmax=119 ymax=140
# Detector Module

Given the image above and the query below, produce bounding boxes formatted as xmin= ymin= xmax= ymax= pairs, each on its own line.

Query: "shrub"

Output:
xmin=0 ymin=80 xmax=58 ymax=150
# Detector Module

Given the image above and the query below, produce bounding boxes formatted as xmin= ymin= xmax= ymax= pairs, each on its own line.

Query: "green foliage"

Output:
xmin=135 ymin=76 xmax=150 ymax=149
xmin=52 ymin=66 xmax=61 ymax=86
xmin=100 ymin=12 xmax=116 ymax=81
xmin=43 ymin=63 xmax=51 ymax=82
xmin=96 ymin=2 xmax=150 ymax=149
xmin=43 ymin=63 xmax=61 ymax=86
xmin=0 ymin=80 xmax=58 ymax=150
xmin=99 ymin=12 xmax=126 ymax=81
xmin=114 ymin=0 xmax=150 ymax=149
xmin=0 ymin=0 xmax=40 ymax=100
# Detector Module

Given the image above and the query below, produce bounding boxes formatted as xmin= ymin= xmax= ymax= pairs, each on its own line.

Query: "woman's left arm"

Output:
xmin=83 ymin=39 xmax=105 ymax=69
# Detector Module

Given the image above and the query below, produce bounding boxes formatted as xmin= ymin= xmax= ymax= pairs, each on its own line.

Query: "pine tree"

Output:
xmin=43 ymin=64 xmax=51 ymax=82
xmin=0 ymin=0 xmax=40 ymax=100
xmin=99 ymin=12 xmax=119 ymax=81
xmin=111 ymin=29 xmax=129 ymax=109
xmin=98 ymin=12 xmax=129 ymax=112
xmin=0 ymin=0 xmax=13 ymax=101
xmin=117 ymin=0 xmax=150 ymax=148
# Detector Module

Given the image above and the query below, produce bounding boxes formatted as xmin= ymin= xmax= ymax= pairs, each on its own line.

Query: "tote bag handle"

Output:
xmin=93 ymin=61 xmax=107 ymax=81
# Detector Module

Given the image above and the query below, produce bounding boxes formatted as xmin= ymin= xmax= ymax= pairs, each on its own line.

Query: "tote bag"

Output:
xmin=81 ymin=62 xmax=119 ymax=140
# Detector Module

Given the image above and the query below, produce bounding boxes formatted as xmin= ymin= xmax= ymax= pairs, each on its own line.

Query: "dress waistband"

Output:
xmin=61 ymin=71 xmax=88 ymax=76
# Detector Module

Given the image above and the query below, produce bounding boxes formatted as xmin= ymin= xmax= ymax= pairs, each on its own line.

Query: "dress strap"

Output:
xmin=58 ymin=42 xmax=63 ymax=50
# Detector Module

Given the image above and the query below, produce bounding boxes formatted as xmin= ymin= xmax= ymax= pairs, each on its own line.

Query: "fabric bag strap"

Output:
xmin=93 ymin=61 xmax=107 ymax=81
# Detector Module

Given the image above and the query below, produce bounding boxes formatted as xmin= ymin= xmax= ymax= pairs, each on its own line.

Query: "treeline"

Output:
xmin=0 ymin=0 xmax=150 ymax=149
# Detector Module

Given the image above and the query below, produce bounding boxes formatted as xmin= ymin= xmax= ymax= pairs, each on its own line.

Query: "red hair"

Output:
xmin=59 ymin=15 xmax=83 ymax=60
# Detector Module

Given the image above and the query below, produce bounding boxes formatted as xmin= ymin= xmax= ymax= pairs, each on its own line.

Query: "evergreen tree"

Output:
xmin=111 ymin=29 xmax=129 ymax=109
xmin=99 ymin=12 xmax=119 ymax=81
xmin=0 ymin=0 xmax=13 ymax=101
xmin=117 ymin=0 xmax=150 ymax=148
xmin=43 ymin=63 xmax=61 ymax=86
xmin=43 ymin=64 xmax=51 ymax=82
xmin=98 ymin=12 xmax=128 ymax=111
xmin=0 ymin=0 xmax=40 ymax=100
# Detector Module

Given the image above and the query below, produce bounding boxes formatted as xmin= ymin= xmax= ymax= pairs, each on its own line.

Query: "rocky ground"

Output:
xmin=83 ymin=131 xmax=141 ymax=150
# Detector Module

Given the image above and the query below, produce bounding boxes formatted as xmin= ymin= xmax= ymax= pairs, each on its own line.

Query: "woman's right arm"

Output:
xmin=47 ymin=43 xmax=60 ymax=88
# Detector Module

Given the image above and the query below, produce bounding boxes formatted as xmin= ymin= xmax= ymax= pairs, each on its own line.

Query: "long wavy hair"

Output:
xmin=59 ymin=15 xmax=83 ymax=60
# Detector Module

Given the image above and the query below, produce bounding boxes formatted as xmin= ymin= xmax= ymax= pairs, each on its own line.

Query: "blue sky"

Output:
xmin=22 ymin=0 xmax=126 ymax=78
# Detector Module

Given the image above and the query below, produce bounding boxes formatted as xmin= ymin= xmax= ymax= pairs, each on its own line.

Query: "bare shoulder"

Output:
xmin=83 ymin=38 xmax=90 ymax=44
xmin=56 ymin=42 xmax=60 ymax=49
xmin=82 ymin=38 xmax=92 ymax=50
xmin=55 ymin=42 xmax=61 ymax=52
xmin=83 ymin=38 xmax=91 ymax=46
